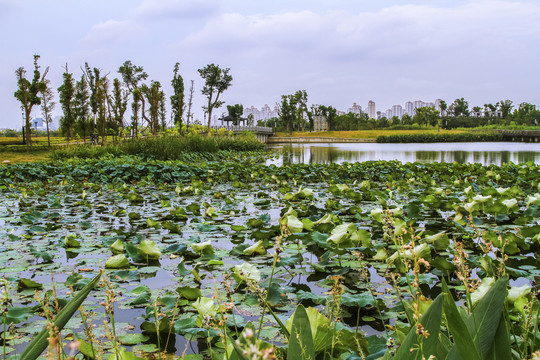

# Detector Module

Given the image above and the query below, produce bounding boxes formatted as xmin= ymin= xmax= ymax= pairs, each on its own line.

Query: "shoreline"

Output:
xmin=267 ymin=136 xmax=376 ymax=144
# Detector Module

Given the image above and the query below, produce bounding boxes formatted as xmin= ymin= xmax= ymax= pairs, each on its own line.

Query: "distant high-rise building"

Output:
xmin=348 ymin=102 xmax=362 ymax=115
xmin=368 ymin=100 xmax=376 ymax=119
xmin=405 ymin=101 xmax=414 ymax=116
xmin=391 ymin=105 xmax=404 ymax=119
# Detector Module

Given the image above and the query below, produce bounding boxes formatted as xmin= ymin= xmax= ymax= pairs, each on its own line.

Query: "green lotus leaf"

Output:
xmin=18 ymin=278 xmax=43 ymax=291
xmin=6 ymin=306 xmax=34 ymax=324
xmin=471 ymin=277 xmax=496 ymax=305
xmin=192 ymin=240 xmax=214 ymax=254
xmin=502 ymin=198 xmax=518 ymax=211
xmin=146 ymin=218 xmax=160 ymax=229
xmin=507 ymin=284 xmax=531 ymax=303
xmin=372 ymin=248 xmax=388 ymax=260
xmin=527 ymin=193 xmax=540 ymax=207
xmin=327 ymin=223 xmax=356 ymax=246
xmin=422 ymin=232 xmax=450 ymax=251
xmin=232 ymin=262 xmax=261 ymax=284
xmin=105 ymin=254 xmax=130 ymax=269
xmin=110 ymin=239 xmax=124 ymax=254
xmin=192 ymin=296 xmax=217 ymax=317
xmin=205 ymin=206 xmax=217 ymax=217
xmin=119 ymin=333 xmax=149 ymax=346
xmin=243 ymin=240 xmax=266 ymax=256
xmin=64 ymin=233 xmax=81 ymax=248
xmin=139 ymin=240 xmax=162 ymax=260
xmin=178 ymin=286 xmax=202 ymax=300
xmin=287 ymin=215 xmax=304 ymax=234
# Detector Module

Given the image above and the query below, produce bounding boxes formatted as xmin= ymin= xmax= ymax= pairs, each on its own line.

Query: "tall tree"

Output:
xmin=439 ymin=100 xmax=447 ymax=117
xmin=73 ymin=75 xmax=91 ymax=142
xmin=40 ymin=77 xmax=55 ymax=147
xmin=58 ymin=65 xmax=76 ymax=140
xmin=95 ymin=74 xmax=109 ymax=144
xmin=278 ymin=95 xmax=298 ymax=133
xmin=498 ymin=100 xmax=513 ymax=118
xmin=118 ymin=61 xmax=151 ymax=129
xmin=449 ymin=98 xmax=469 ymax=117
xmin=14 ymin=55 xmax=47 ymax=146
xmin=198 ymin=64 xmax=233 ymax=133
xmin=141 ymin=81 xmax=165 ymax=135
xmin=414 ymin=107 xmax=440 ymax=127
xmin=109 ymin=78 xmax=128 ymax=141
xmin=170 ymin=62 xmax=185 ymax=133
xmin=185 ymin=80 xmax=195 ymax=131
xmin=131 ymin=89 xmax=142 ymax=137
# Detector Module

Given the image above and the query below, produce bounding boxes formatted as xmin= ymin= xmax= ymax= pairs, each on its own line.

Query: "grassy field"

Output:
xmin=275 ymin=129 xmax=467 ymax=138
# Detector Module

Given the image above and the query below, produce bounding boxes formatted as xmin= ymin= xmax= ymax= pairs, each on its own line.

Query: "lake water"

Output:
xmin=267 ymin=142 xmax=540 ymax=166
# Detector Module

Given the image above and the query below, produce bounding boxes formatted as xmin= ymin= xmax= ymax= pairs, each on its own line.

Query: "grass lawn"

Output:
xmin=0 ymin=150 xmax=51 ymax=163
xmin=274 ymin=129 xmax=467 ymax=139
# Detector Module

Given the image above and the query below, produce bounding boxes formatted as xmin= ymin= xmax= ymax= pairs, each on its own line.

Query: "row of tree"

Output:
xmin=258 ymin=92 xmax=540 ymax=132
xmin=14 ymin=56 xmax=233 ymax=146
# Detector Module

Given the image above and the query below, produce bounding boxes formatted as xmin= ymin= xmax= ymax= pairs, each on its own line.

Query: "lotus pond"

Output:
xmin=0 ymin=159 xmax=539 ymax=359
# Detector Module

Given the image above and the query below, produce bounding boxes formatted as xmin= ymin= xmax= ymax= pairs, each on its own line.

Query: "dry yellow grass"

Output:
xmin=275 ymin=129 xmax=466 ymax=139
xmin=0 ymin=151 xmax=51 ymax=163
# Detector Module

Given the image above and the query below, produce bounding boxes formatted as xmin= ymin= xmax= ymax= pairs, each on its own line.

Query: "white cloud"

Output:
xmin=83 ymin=19 xmax=144 ymax=46
xmin=130 ymin=0 xmax=219 ymax=20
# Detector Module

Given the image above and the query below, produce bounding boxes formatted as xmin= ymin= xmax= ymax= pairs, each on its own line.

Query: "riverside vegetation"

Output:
xmin=0 ymin=137 xmax=538 ymax=359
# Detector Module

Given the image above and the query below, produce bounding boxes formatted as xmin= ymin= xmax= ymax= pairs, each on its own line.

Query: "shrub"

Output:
xmin=377 ymin=132 xmax=503 ymax=143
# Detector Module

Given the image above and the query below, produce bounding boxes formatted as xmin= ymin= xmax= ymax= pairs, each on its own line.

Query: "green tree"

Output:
xmin=118 ymin=60 xmax=151 ymax=132
xmin=14 ymin=55 xmax=47 ymax=146
xmin=58 ymin=66 xmax=76 ymax=140
xmin=227 ymin=104 xmax=244 ymax=125
xmin=198 ymin=64 xmax=233 ymax=133
xmin=40 ymin=77 xmax=55 ymax=147
xmin=141 ymin=81 xmax=165 ymax=135
xmin=109 ymin=78 xmax=128 ymax=142
xmin=131 ymin=89 xmax=142 ymax=137
xmin=317 ymin=105 xmax=337 ymax=130
xmin=73 ymin=75 xmax=91 ymax=142
xmin=414 ymin=107 xmax=440 ymax=127
xmin=170 ymin=62 xmax=185 ymax=133
xmin=449 ymin=98 xmax=469 ymax=117
xmin=498 ymin=100 xmax=513 ymax=118
xmin=401 ymin=113 xmax=413 ymax=125
xmin=439 ymin=100 xmax=447 ymax=117
xmin=278 ymin=95 xmax=298 ymax=133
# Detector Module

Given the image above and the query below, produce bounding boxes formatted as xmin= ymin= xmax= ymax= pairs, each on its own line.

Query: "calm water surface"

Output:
xmin=267 ymin=142 xmax=540 ymax=165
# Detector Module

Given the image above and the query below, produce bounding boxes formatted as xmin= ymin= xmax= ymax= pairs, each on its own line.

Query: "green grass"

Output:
xmin=275 ymin=129 xmax=466 ymax=139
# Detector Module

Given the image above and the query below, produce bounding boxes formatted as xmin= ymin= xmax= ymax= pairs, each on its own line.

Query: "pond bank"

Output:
xmin=267 ymin=136 xmax=376 ymax=143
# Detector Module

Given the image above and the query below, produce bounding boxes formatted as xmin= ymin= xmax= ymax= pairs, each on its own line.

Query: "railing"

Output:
xmin=208 ymin=125 xmax=274 ymax=134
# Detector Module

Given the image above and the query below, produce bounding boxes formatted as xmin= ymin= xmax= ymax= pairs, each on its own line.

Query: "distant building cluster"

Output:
xmin=243 ymin=104 xmax=279 ymax=121
xmin=243 ymin=99 xmax=445 ymax=122
xmin=346 ymin=99 xmax=440 ymax=120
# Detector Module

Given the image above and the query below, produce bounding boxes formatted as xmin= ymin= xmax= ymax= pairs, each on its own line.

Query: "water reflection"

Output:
xmin=268 ymin=142 xmax=540 ymax=165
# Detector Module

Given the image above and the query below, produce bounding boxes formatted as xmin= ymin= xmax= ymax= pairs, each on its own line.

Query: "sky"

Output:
xmin=1 ymin=0 xmax=540 ymax=128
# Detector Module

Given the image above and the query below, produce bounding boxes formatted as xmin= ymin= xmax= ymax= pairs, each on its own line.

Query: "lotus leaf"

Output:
xmin=192 ymin=296 xmax=217 ymax=317
xmin=139 ymin=240 xmax=162 ymax=260
xmin=64 ymin=233 xmax=81 ymax=248
xmin=232 ymin=262 xmax=261 ymax=284
xmin=110 ymin=239 xmax=124 ymax=254
xmin=192 ymin=240 xmax=214 ymax=255
xmin=105 ymin=254 xmax=130 ymax=269
xmin=243 ymin=240 xmax=266 ymax=256
xmin=286 ymin=215 xmax=304 ymax=234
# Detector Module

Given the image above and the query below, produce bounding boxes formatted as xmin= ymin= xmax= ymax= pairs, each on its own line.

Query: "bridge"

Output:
xmin=209 ymin=125 xmax=274 ymax=142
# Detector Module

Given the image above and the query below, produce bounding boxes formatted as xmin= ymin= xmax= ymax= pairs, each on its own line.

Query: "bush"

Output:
xmin=51 ymin=135 xmax=265 ymax=161
xmin=376 ymin=132 xmax=503 ymax=143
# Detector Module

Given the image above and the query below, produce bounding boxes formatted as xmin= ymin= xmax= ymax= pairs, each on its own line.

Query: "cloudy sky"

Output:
xmin=1 ymin=0 xmax=540 ymax=128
